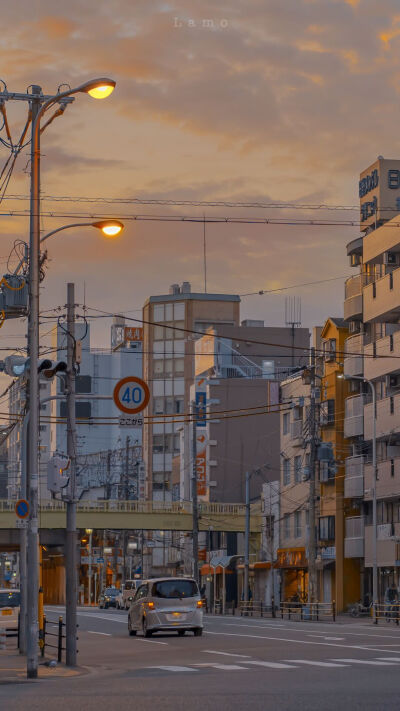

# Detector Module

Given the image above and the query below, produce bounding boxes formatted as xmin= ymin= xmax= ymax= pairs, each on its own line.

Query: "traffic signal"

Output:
xmin=1 ymin=356 xmax=67 ymax=379
xmin=47 ymin=454 xmax=70 ymax=493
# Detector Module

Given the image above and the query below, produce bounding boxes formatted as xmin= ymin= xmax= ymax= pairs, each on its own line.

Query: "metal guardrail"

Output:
xmin=280 ymin=601 xmax=336 ymax=621
xmin=0 ymin=499 xmax=250 ymax=516
xmin=373 ymin=603 xmax=400 ymax=624
xmin=41 ymin=614 xmax=78 ymax=663
xmin=239 ymin=600 xmax=276 ymax=618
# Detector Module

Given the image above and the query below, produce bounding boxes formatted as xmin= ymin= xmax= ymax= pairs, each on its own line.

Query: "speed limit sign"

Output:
xmin=113 ymin=376 xmax=150 ymax=415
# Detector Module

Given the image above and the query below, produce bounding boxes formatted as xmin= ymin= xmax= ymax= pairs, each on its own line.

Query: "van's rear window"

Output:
xmin=152 ymin=580 xmax=198 ymax=599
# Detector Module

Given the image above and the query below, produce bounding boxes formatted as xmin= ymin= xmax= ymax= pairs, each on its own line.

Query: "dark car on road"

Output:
xmin=99 ymin=587 xmax=119 ymax=609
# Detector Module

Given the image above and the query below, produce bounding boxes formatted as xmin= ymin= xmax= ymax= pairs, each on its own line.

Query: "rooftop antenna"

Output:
xmin=285 ymin=296 xmax=301 ymax=367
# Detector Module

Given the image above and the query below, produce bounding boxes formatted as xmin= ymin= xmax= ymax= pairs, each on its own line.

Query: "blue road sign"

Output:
xmin=15 ymin=499 xmax=29 ymax=519
xmin=97 ymin=557 xmax=104 ymax=564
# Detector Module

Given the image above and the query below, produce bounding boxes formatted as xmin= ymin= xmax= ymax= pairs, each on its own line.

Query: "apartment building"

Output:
xmin=319 ymin=318 xmax=360 ymax=610
xmin=142 ymin=282 xmax=240 ymax=501
xmin=344 ymin=156 xmax=400 ymax=600
xmin=279 ymin=372 xmax=313 ymax=602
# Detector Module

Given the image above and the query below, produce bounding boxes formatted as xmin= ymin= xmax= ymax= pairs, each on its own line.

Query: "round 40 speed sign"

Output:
xmin=113 ymin=376 xmax=150 ymax=415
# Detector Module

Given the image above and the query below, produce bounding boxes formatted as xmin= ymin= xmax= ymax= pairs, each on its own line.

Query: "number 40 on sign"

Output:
xmin=113 ymin=376 xmax=150 ymax=415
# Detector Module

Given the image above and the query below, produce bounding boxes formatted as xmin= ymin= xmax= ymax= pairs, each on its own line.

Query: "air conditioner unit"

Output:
xmin=386 ymin=374 xmax=400 ymax=389
xmin=383 ymin=251 xmax=398 ymax=266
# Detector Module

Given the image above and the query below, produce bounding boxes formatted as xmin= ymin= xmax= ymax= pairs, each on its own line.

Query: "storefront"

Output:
xmin=275 ymin=548 xmax=308 ymax=602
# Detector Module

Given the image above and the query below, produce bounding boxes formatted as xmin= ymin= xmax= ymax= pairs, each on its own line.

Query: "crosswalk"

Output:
xmin=147 ymin=656 xmax=400 ymax=674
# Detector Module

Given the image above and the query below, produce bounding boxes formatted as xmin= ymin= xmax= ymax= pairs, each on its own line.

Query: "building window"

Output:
xmin=390 ymin=272 xmax=394 ymax=290
xmin=283 ymin=458 xmax=291 ymax=486
xmin=283 ymin=513 xmax=290 ymax=539
xmin=323 ymin=339 xmax=336 ymax=362
xmin=390 ymin=334 xmax=394 ymax=352
xmin=320 ymin=399 xmax=335 ymax=426
xmin=76 ymin=375 xmax=91 ymax=394
xmin=60 ymin=402 xmax=91 ymax=419
xmin=391 ymin=459 xmax=395 ymax=477
xmin=294 ymin=511 xmax=302 ymax=538
xmin=152 ymin=435 xmax=165 ymax=454
xmin=319 ymin=515 xmax=335 ymax=540
xmin=283 ymin=413 xmax=290 ymax=435
xmin=294 ymin=455 xmax=302 ymax=483
xmin=390 ymin=396 xmax=394 ymax=415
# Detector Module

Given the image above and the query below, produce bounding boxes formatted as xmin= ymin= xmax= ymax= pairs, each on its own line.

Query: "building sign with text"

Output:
xmin=359 ymin=157 xmax=400 ymax=230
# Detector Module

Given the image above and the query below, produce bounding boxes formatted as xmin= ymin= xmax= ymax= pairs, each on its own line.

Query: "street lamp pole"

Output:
xmin=22 ymin=77 xmax=117 ymax=679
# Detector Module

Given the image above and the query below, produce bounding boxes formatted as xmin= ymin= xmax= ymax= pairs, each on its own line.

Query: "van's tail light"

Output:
xmin=147 ymin=601 xmax=155 ymax=610
xmin=197 ymin=600 xmax=203 ymax=608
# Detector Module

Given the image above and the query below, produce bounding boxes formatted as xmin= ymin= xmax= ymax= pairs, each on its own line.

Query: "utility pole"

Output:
xmin=244 ymin=471 xmax=250 ymax=603
xmin=65 ymin=282 xmax=78 ymax=665
xmin=124 ymin=435 xmax=130 ymax=499
xmin=26 ymin=85 xmax=42 ymax=680
xmin=308 ymin=346 xmax=318 ymax=603
xmin=191 ymin=401 xmax=199 ymax=584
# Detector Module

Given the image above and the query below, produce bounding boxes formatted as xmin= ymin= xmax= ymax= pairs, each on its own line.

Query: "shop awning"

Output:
xmin=200 ymin=564 xmax=233 ymax=576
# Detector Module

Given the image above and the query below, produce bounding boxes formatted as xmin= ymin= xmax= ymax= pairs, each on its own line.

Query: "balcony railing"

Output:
xmin=290 ymin=419 xmax=303 ymax=444
xmin=344 ymin=516 xmax=364 ymax=558
xmin=344 ymin=394 xmax=366 ymax=438
xmin=344 ymin=455 xmax=364 ymax=498
xmin=343 ymin=333 xmax=364 ymax=378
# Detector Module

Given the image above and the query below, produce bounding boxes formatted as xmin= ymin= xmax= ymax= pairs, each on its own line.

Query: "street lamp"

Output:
xmin=24 ymin=77 xmax=116 ymax=679
xmin=339 ymin=373 xmax=378 ymax=622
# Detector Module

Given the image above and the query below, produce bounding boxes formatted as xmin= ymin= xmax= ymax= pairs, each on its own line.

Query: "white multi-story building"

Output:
xmin=7 ymin=317 xmax=143 ymax=501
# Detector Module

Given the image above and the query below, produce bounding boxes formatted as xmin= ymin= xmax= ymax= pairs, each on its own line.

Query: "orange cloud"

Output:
xmin=37 ymin=16 xmax=76 ymax=39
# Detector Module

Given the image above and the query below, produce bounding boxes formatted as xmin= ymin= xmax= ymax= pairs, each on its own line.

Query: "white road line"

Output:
xmin=88 ymin=631 xmax=111 ymax=636
xmin=205 ymin=630 xmax=399 ymax=654
xmin=136 ymin=638 xmax=168 ymax=645
xmin=149 ymin=666 xmax=197 ymax=672
xmin=284 ymin=659 xmax=348 ymax=668
xmin=194 ymin=663 xmax=247 ymax=670
xmin=74 ymin=612 xmax=126 ymax=623
xmin=374 ymin=657 xmax=400 ymax=662
xmin=246 ymin=661 xmax=298 ymax=669
xmin=308 ymin=636 xmax=344 ymax=641
xmin=331 ymin=658 xmax=399 ymax=666
xmin=213 ymin=620 xmax=400 ymax=641
xmin=202 ymin=650 xmax=251 ymax=658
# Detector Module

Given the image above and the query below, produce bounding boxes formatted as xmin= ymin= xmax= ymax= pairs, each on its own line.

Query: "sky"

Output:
xmin=1 ymin=0 xmax=400 ymax=351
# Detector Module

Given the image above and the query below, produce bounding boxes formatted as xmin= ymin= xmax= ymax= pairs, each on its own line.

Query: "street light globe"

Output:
xmin=83 ymin=79 xmax=116 ymax=99
xmin=92 ymin=220 xmax=124 ymax=238
xmin=85 ymin=528 xmax=93 ymax=534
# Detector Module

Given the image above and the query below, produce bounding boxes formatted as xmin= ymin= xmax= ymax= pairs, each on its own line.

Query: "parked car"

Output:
xmin=127 ymin=577 xmax=203 ymax=637
xmin=99 ymin=587 xmax=119 ymax=609
xmin=0 ymin=589 xmax=20 ymax=627
xmin=122 ymin=579 xmax=142 ymax=609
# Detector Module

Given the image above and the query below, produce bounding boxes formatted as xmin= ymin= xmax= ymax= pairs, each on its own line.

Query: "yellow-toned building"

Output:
xmin=319 ymin=318 xmax=361 ymax=611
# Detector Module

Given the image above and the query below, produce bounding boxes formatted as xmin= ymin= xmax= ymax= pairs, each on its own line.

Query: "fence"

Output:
xmin=239 ymin=600 xmax=276 ymax=618
xmin=280 ymin=601 xmax=336 ymax=621
xmin=373 ymin=603 xmax=400 ymax=624
xmin=41 ymin=615 xmax=66 ymax=662
xmin=0 ymin=624 xmax=18 ymax=649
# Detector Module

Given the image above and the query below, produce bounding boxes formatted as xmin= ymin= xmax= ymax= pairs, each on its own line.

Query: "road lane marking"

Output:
xmin=149 ymin=666 xmax=197 ymax=672
xmin=284 ymin=659 xmax=348 ymax=668
xmin=73 ymin=612 xmax=126 ymax=623
xmin=205 ymin=630 xmax=399 ymax=654
xmin=136 ymin=638 xmax=168 ymax=645
xmin=308 ymin=636 xmax=345 ymax=641
xmin=88 ymin=631 xmax=111 ymax=636
xmin=374 ymin=657 xmax=400 ymax=662
xmin=202 ymin=650 xmax=251 ymax=658
xmin=194 ymin=663 xmax=247 ymax=670
xmin=331 ymin=658 xmax=399 ymax=666
xmin=213 ymin=620 xmax=400 ymax=641
xmin=246 ymin=661 xmax=298 ymax=669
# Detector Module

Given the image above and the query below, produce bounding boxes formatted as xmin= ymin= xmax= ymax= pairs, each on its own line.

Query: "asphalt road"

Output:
xmin=2 ymin=607 xmax=400 ymax=710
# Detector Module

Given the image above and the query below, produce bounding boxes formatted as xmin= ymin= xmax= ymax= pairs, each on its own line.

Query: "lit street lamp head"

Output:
xmin=80 ymin=78 xmax=116 ymax=99
xmin=92 ymin=219 xmax=124 ymax=237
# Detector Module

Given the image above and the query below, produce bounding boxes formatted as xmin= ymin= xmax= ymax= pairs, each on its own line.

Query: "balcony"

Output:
xmin=344 ymin=394 xmax=365 ymax=438
xmin=344 ymin=274 xmax=365 ymax=321
xmin=364 ymin=394 xmax=400 ymax=441
xmin=365 ymin=523 xmax=400 ymax=568
xmin=343 ymin=333 xmax=364 ymax=378
xmin=344 ymin=516 xmax=364 ymax=558
xmin=364 ymin=329 xmax=400 ymax=381
xmin=364 ymin=456 xmax=400 ymax=501
xmin=363 ymin=268 xmax=400 ymax=323
xmin=344 ymin=455 xmax=364 ymax=498
xmin=290 ymin=419 xmax=303 ymax=447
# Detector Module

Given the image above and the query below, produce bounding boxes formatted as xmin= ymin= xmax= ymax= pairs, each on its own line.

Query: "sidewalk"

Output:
xmin=0 ymin=647 xmax=86 ymax=683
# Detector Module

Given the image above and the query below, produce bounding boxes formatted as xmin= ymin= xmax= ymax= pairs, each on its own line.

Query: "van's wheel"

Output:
xmin=194 ymin=628 xmax=203 ymax=637
xmin=178 ymin=630 xmax=185 ymax=636
xmin=143 ymin=617 xmax=152 ymax=637
xmin=128 ymin=616 xmax=136 ymax=636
